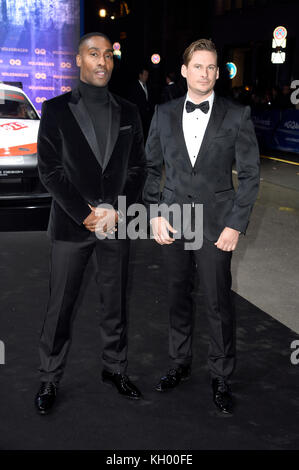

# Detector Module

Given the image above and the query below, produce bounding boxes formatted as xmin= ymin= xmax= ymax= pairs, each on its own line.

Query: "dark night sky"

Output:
xmin=82 ymin=0 xmax=299 ymax=98
xmin=83 ymin=0 xmax=213 ymax=62
xmin=83 ymin=0 xmax=214 ymax=96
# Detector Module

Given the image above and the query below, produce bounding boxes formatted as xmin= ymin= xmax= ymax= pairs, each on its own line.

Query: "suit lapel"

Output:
xmin=194 ymin=95 xmax=227 ymax=169
xmin=68 ymin=88 xmax=102 ymax=166
xmin=102 ymin=93 xmax=121 ymax=173
xmin=171 ymin=96 xmax=193 ymax=169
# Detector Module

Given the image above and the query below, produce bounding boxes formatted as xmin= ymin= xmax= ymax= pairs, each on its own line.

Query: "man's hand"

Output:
xmin=83 ymin=206 xmax=100 ymax=232
xmin=95 ymin=206 xmax=118 ymax=235
xmin=150 ymin=216 xmax=177 ymax=245
xmin=214 ymin=227 xmax=240 ymax=252
xmin=83 ymin=205 xmax=118 ymax=234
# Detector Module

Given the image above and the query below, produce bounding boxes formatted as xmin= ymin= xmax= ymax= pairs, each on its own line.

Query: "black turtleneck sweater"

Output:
xmin=78 ymin=80 xmax=110 ymax=165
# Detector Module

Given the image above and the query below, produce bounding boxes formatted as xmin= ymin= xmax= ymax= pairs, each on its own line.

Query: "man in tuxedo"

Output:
xmin=35 ymin=32 xmax=145 ymax=414
xmin=128 ymin=67 xmax=153 ymax=140
xmin=161 ymin=72 xmax=183 ymax=103
xmin=143 ymin=39 xmax=260 ymax=413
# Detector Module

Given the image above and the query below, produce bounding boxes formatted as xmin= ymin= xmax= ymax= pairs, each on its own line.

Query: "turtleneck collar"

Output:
xmin=78 ymin=79 xmax=109 ymax=104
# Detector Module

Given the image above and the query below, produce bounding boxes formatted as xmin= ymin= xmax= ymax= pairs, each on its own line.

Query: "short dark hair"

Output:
xmin=183 ymin=39 xmax=217 ymax=66
xmin=138 ymin=67 xmax=148 ymax=76
xmin=166 ymin=72 xmax=176 ymax=82
xmin=78 ymin=32 xmax=112 ymax=52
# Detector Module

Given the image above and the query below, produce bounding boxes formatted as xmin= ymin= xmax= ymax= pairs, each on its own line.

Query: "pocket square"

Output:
xmin=119 ymin=125 xmax=132 ymax=131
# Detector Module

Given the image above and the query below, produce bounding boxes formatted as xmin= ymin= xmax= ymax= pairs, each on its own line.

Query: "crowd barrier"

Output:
xmin=252 ymin=108 xmax=299 ymax=154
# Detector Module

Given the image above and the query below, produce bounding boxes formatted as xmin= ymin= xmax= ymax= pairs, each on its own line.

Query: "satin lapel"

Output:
xmin=194 ymin=95 xmax=227 ymax=169
xmin=171 ymin=96 xmax=193 ymax=169
xmin=68 ymin=92 xmax=102 ymax=166
xmin=102 ymin=93 xmax=121 ymax=173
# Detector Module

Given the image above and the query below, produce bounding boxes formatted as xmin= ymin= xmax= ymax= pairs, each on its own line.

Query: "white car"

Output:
xmin=0 ymin=83 xmax=49 ymax=204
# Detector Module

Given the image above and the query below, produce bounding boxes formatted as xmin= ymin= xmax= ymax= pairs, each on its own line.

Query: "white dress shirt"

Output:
xmin=139 ymin=80 xmax=148 ymax=101
xmin=182 ymin=92 xmax=214 ymax=167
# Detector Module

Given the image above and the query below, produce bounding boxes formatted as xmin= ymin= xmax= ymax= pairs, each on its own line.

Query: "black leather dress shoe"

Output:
xmin=212 ymin=378 xmax=233 ymax=414
xmin=154 ymin=365 xmax=191 ymax=392
xmin=102 ymin=369 xmax=142 ymax=400
xmin=35 ymin=381 xmax=58 ymax=415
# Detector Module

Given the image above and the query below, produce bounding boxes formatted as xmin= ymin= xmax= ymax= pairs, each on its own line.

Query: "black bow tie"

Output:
xmin=186 ymin=100 xmax=209 ymax=114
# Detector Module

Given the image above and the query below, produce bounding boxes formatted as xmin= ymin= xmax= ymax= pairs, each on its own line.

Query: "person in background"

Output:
xmin=161 ymin=72 xmax=182 ymax=103
xmin=128 ymin=67 xmax=153 ymax=140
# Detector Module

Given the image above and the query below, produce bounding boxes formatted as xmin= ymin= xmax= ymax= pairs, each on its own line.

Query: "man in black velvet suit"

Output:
xmin=143 ymin=39 xmax=260 ymax=413
xmin=35 ymin=32 xmax=145 ymax=414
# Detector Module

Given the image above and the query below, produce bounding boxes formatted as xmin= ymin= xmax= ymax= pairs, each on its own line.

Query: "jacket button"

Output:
xmin=187 ymin=195 xmax=192 ymax=199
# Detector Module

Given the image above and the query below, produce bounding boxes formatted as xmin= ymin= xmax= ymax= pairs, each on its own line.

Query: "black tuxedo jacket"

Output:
xmin=38 ymin=87 xmax=145 ymax=242
xmin=143 ymin=94 xmax=260 ymax=241
xmin=128 ymin=81 xmax=153 ymax=122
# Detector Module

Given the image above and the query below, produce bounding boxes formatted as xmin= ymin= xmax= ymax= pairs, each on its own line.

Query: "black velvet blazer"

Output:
xmin=38 ymin=87 xmax=146 ymax=242
xmin=143 ymin=94 xmax=260 ymax=240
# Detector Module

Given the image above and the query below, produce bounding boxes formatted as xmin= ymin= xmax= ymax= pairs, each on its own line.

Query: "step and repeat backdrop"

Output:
xmin=0 ymin=0 xmax=80 ymax=114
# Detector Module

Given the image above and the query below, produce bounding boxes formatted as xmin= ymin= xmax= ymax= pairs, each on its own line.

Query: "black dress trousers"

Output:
xmin=162 ymin=236 xmax=235 ymax=380
xmin=38 ymin=236 xmax=130 ymax=382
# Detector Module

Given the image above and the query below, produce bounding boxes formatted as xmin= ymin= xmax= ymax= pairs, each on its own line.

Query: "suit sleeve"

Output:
xmin=225 ymin=105 xmax=260 ymax=234
xmin=142 ymin=105 xmax=164 ymax=210
xmin=37 ymin=101 xmax=91 ymax=225
xmin=122 ymin=106 xmax=146 ymax=207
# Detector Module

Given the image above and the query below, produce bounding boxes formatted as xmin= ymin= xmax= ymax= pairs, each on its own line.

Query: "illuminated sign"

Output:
xmin=151 ymin=54 xmax=161 ymax=65
xmin=113 ymin=50 xmax=122 ymax=59
xmin=99 ymin=9 xmax=107 ymax=18
xmin=271 ymin=52 xmax=286 ymax=64
xmin=272 ymin=38 xmax=286 ymax=49
xmin=271 ymin=26 xmax=287 ymax=64
xmin=274 ymin=26 xmax=287 ymax=41
xmin=226 ymin=62 xmax=237 ymax=79
xmin=113 ymin=42 xmax=121 ymax=51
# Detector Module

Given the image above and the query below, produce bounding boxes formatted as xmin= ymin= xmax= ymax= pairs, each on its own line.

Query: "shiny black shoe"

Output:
xmin=212 ymin=378 xmax=233 ymax=414
xmin=101 ymin=369 xmax=142 ymax=400
xmin=35 ymin=381 xmax=58 ymax=415
xmin=154 ymin=365 xmax=191 ymax=392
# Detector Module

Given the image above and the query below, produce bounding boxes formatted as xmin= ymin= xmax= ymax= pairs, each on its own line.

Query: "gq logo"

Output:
xmin=35 ymin=73 xmax=47 ymax=79
xmin=35 ymin=48 xmax=46 ymax=55
xmin=0 ymin=340 xmax=4 ymax=364
xmin=61 ymin=62 xmax=71 ymax=69
xmin=10 ymin=59 xmax=21 ymax=66
xmin=290 ymin=340 xmax=299 ymax=365
xmin=36 ymin=97 xmax=47 ymax=103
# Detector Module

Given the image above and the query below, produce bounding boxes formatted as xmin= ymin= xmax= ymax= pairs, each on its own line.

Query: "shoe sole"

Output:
xmin=101 ymin=378 xmax=142 ymax=400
